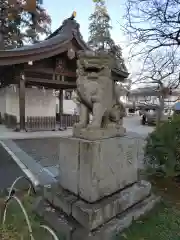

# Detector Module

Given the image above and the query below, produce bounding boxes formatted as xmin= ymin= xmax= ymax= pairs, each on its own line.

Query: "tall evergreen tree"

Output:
xmin=0 ymin=0 xmax=51 ymax=49
xmin=88 ymin=0 xmax=128 ymax=72
xmin=88 ymin=0 xmax=114 ymax=51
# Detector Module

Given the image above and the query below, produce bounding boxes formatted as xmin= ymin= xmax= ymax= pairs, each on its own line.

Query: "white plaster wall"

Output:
xmin=56 ymin=98 xmax=77 ymax=114
xmin=6 ymin=86 xmax=19 ymax=120
xmin=26 ymin=88 xmax=56 ymax=117
xmin=56 ymin=92 xmax=79 ymax=115
xmin=63 ymin=99 xmax=77 ymax=114
xmin=5 ymin=86 xmax=56 ymax=122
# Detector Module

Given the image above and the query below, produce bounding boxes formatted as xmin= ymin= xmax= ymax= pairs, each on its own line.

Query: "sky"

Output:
xmin=42 ymin=0 xmax=138 ymax=74
xmin=43 ymin=0 xmax=127 ymax=43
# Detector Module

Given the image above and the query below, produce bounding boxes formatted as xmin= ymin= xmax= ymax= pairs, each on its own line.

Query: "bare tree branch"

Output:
xmin=123 ymin=0 xmax=180 ymax=89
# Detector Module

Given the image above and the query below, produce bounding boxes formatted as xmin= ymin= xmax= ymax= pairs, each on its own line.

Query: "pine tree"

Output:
xmin=88 ymin=0 xmax=114 ymax=51
xmin=0 ymin=0 xmax=51 ymax=49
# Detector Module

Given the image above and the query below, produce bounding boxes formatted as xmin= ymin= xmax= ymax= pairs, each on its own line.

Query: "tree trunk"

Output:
xmin=19 ymin=73 xmax=26 ymax=131
xmin=157 ymin=95 xmax=165 ymax=126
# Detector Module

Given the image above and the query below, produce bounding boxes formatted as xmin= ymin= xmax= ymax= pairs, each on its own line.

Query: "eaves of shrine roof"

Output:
xmin=0 ymin=16 xmax=90 ymax=66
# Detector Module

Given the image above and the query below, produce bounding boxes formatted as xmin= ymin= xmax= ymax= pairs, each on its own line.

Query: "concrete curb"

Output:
xmin=0 ymin=129 xmax=72 ymax=140
xmin=0 ymin=140 xmax=58 ymax=187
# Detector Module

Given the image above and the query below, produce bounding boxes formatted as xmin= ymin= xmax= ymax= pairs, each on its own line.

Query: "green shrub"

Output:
xmin=144 ymin=115 xmax=180 ymax=177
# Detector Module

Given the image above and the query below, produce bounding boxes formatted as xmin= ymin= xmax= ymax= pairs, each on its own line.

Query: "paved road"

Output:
xmin=0 ymin=144 xmax=28 ymax=191
xmin=124 ymin=115 xmax=154 ymax=136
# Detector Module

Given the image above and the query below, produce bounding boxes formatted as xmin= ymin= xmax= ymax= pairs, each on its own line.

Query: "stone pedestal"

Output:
xmin=73 ymin=125 xmax=126 ymax=140
xmin=59 ymin=135 xmax=138 ymax=202
xmin=35 ymin=134 xmax=160 ymax=240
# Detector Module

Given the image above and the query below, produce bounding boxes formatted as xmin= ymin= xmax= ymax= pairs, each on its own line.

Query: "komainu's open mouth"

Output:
xmin=84 ymin=66 xmax=102 ymax=73
xmin=83 ymin=62 xmax=104 ymax=73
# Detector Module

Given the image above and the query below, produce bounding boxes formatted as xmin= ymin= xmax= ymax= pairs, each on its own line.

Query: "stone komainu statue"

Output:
xmin=74 ymin=50 xmax=126 ymax=131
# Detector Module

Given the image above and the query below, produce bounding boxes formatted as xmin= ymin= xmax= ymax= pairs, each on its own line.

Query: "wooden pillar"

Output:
xmin=59 ymin=75 xmax=64 ymax=115
xmin=59 ymin=89 xmax=63 ymax=114
xmin=19 ymin=72 xmax=26 ymax=131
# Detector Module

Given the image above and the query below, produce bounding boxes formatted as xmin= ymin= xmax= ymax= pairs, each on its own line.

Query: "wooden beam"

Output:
xmin=25 ymin=77 xmax=76 ymax=87
xmin=25 ymin=68 xmax=76 ymax=78
xmin=26 ymin=83 xmax=75 ymax=90
xmin=55 ymin=70 xmax=76 ymax=77
xmin=19 ymin=73 xmax=26 ymax=131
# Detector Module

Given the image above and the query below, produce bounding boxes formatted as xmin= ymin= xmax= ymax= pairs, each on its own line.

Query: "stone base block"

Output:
xmin=35 ymin=193 xmax=160 ymax=240
xmin=59 ymin=135 xmax=139 ymax=202
xmin=73 ymin=126 xmax=126 ymax=140
xmin=44 ymin=180 xmax=151 ymax=230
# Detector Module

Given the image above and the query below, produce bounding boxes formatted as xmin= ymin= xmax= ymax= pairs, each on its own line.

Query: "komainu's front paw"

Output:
xmin=74 ymin=122 xmax=87 ymax=129
xmin=87 ymin=123 xmax=100 ymax=130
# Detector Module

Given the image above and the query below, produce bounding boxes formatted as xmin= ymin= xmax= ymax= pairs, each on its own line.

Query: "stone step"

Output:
xmin=44 ymin=180 xmax=151 ymax=230
xmin=34 ymin=193 xmax=160 ymax=240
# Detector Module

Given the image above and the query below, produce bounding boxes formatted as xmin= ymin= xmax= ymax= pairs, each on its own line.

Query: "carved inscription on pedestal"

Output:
xmin=118 ymin=140 xmax=137 ymax=168
xmin=126 ymin=144 xmax=134 ymax=164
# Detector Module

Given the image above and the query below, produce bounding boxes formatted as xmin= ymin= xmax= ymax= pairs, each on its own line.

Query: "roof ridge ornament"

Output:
xmin=67 ymin=11 xmax=77 ymax=21
xmin=61 ymin=11 xmax=79 ymax=33
xmin=72 ymin=11 xmax=77 ymax=19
